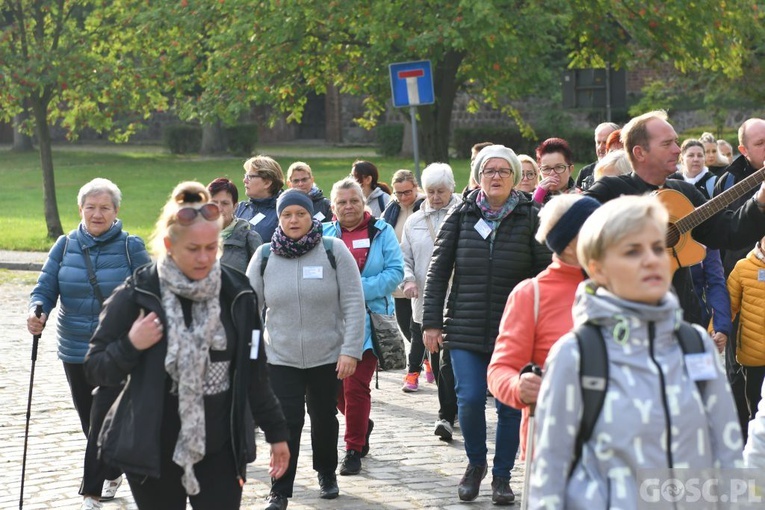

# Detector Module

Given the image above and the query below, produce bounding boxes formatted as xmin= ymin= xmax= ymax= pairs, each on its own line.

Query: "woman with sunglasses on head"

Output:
xmin=422 ymin=145 xmax=552 ymax=505
xmin=84 ymin=181 xmax=289 ymax=510
xmin=28 ymin=178 xmax=151 ymax=509
xmin=532 ymin=138 xmax=578 ymax=206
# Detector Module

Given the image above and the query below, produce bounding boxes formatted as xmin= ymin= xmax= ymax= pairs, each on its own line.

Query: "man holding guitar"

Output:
xmin=586 ymin=110 xmax=765 ymax=327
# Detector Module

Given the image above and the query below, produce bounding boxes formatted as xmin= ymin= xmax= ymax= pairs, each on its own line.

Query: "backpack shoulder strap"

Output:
xmin=322 ymin=237 xmax=337 ymax=270
xmin=571 ymin=322 xmax=609 ymax=478
xmin=676 ymin=321 xmax=705 ymax=355
xmin=260 ymin=243 xmax=271 ymax=277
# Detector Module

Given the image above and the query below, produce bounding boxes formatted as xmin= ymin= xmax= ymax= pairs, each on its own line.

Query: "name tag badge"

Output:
xmin=353 ymin=238 xmax=371 ymax=249
xmin=303 ymin=266 xmax=323 ymax=279
xmin=759 ymin=269 xmax=765 ymax=282
xmin=314 ymin=211 xmax=326 ymax=221
xmin=474 ymin=219 xmax=492 ymax=239
xmin=250 ymin=330 xmax=261 ymax=360
xmin=250 ymin=212 xmax=266 ymax=226
xmin=685 ymin=352 xmax=717 ymax=381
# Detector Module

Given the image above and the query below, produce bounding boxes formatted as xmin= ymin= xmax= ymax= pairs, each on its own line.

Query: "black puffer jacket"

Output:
xmin=84 ymin=263 xmax=288 ymax=482
xmin=422 ymin=189 xmax=552 ymax=353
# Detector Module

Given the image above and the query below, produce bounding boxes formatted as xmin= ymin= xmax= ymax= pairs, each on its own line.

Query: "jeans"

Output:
xmin=268 ymin=363 xmax=340 ymax=497
xmin=450 ymin=348 xmax=521 ymax=478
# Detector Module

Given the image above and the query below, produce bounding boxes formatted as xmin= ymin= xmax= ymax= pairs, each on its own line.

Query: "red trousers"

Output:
xmin=337 ymin=349 xmax=377 ymax=451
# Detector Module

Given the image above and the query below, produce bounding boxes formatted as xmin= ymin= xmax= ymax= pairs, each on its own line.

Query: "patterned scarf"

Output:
xmin=476 ymin=189 xmax=520 ymax=223
xmin=271 ymin=218 xmax=323 ymax=258
xmin=158 ymin=256 xmax=225 ymax=496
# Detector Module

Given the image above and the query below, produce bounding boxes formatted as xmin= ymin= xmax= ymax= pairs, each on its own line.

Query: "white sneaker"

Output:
xmin=81 ymin=497 xmax=103 ymax=510
xmin=434 ymin=419 xmax=454 ymax=442
xmin=101 ymin=475 xmax=122 ymax=500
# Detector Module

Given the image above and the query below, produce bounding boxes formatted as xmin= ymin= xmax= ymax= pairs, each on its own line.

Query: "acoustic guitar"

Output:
xmin=655 ymin=165 xmax=765 ymax=273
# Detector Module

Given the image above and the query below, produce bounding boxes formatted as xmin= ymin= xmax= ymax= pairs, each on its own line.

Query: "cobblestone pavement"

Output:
xmin=0 ymin=269 xmax=524 ymax=510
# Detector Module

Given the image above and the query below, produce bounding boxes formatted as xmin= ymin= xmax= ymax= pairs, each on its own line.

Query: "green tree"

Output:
xmin=0 ymin=0 xmax=167 ymax=238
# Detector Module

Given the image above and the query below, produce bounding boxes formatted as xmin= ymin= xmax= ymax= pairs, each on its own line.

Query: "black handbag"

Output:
xmin=367 ymin=307 xmax=406 ymax=371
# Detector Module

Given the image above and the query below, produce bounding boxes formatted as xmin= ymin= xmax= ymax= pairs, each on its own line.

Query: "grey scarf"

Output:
xmin=158 ymin=256 xmax=226 ymax=495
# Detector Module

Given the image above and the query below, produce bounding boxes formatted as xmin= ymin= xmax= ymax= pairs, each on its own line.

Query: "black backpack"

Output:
xmin=570 ymin=321 xmax=705 ymax=476
xmin=260 ymin=237 xmax=337 ymax=276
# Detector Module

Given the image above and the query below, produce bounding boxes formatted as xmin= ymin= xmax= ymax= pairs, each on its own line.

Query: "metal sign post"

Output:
xmin=389 ymin=60 xmax=435 ymax=183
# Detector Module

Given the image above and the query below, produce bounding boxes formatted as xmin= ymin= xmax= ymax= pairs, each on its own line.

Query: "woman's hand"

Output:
xmin=336 ymin=355 xmax=358 ymax=380
xmin=538 ymin=174 xmax=560 ymax=191
xmin=402 ymin=281 xmax=419 ymax=299
xmin=128 ymin=309 xmax=164 ymax=350
xmin=712 ymin=331 xmax=727 ymax=353
xmin=27 ymin=311 xmax=48 ymax=336
xmin=423 ymin=328 xmax=443 ymax=354
xmin=518 ymin=372 xmax=543 ymax=405
xmin=268 ymin=441 xmax=290 ymax=479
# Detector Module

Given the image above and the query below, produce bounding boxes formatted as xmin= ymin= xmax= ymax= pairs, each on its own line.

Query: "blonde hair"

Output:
xmin=391 ymin=169 xmax=418 ymax=187
xmin=517 ymin=154 xmax=540 ymax=179
xmin=535 ymin=194 xmax=587 ymax=244
xmin=577 ymin=195 xmax=668 ymax=269
xmin=593 ymin=150 xmax=631 ymax=181
xmin=149 ymin=181 xmax=221 ymax=257
xmin=244 ymin=155 xmax=284 ymax=195
xmin=287 ymin=161 xmax=312 ymax=180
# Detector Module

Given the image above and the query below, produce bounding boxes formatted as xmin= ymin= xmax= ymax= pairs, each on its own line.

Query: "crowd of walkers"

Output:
xmin=24 ymin=111 xmax=765 ymax=510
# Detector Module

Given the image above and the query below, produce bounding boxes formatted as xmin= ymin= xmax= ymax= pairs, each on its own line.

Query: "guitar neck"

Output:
xmin=674 ymin=167 xmax=765 ymax=234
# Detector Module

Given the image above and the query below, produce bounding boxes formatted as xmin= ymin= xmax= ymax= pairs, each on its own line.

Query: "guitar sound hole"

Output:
xmin=666 ymin=223 xmax=680 ymax=248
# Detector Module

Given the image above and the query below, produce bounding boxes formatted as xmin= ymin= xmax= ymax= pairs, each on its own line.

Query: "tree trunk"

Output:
xmin=200 ymin=120 xmax=227 ymax=155
xmin=12 ymin=109 xmax=34 ymax=152
xmin=30 ymin=98 xmax=63 ymax=239
xmin=418 ymin=50 xmax=465 ymax=163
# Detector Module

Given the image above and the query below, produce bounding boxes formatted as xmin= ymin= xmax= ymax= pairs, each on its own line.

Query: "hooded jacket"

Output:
xmin=422 ymin=189 xmax=552 ymax=353
xmin=308 ymin=187 xmax=332 ymax=221
xmin=529 ymin=283 xmax=743 ymax=510
xmin=728 ymin=247 xmax=765 ymax=366
xmin=234 ymin=192 xmax=281 ymax=242
xmin=84 ymin=263 xmax=288 ymax=481
xmin=365 ymin=186 xmax=391 ymax=217
xmin=400 ymin=194 xmax=461 ymax=324
xmin=30 ymin=221 xmax=150 ymax=363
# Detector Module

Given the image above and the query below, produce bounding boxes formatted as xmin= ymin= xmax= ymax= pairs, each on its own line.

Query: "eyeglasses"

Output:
xmin=244 ymin=173 xmax=262 ymax=181
xmin=394 ymin=189 xmax=415 ymax=198
xmin=480 ymin=168 xmax=513 ymax=179
xmin=539 ymin=164 xmax=571 ymax=175
xmin=175 ymin=203 xmax=221 ymax=226
xmin=521 ymin=172 xmax=538 ymax=180
xmin=290 ymin=177 xmax=311 ymax=185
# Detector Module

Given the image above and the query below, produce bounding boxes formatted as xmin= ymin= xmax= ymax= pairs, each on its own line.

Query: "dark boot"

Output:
xmin=264 ymin=492 xmax=288 ymax=510
xmin=339 ymin=449 xmax=362 ymax=476
xmin=318 ymin=472 xmax=339 ymax=499
xmin=457 ymin=463 xmax=487 ymax=501
xmin=491 ymin=476 xmax=515 ymax=505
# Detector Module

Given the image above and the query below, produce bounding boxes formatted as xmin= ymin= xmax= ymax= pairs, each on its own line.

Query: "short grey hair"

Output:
xmin=577 ymin=194 xmax=668 ymax=269
xmin=77 ymin=178 xmax=122 ymax=209
xmin=330 ymin=177 xmax=364 ymax=205
xmin=421 ymin=163 xmax=455 ymax=191
xmin=593 ymin=150 xmax=632 ymax=181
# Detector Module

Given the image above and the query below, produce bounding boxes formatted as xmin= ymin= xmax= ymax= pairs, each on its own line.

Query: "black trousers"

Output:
xmin=62 ymin=362 xmax=122 ymax=497
xmin=127 ymin=441 xmax=242 ymax=510
xmin=414 ymin=323 xmax=457 ymax=425
xmin=395 ymin=297 xmax=412 ymax=341
xmin=268 ymin=363 xmax=340 ymax=498
xmin=407 ymin=318 xmax=428 ymax=374
xmin=743 ymin=365 xmax=765 ymax=424
xmin=726 ymin=318 xmax=751 ymax=442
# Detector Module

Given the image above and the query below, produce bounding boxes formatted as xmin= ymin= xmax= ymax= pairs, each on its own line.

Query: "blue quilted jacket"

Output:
xmin=29 ymin=220 xmax=151 ymax=363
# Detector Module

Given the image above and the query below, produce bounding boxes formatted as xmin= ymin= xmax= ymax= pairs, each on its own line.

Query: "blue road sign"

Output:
xmin=389 ymin=60 xmax=435 ymax=107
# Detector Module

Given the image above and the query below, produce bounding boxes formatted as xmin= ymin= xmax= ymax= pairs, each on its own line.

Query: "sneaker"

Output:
xmin=361 ymin=418 xmax=374 ymax=457
xmin=457 ymin=463 xmax=487 ymax=502
xmin=264 ymin=492 xmax=288 ymax=510
xmin=318 ymin=472 xmax=339 ymax=499
xmin=80 ymin=498 xmax=103 ymax=510
xmin=339 ymin=449 xmax=362 ymax=476
xmin=100 ymin=475 xmax=122 ymax=500
xmin=491 ymin=476 xmax=515 ymax=505
xmin=423 ymin=358 xmax=435 ymax=383
xmin=402 ymin=372 xmax=419 ymax=392
xmin=433 ymin=419 xmax=453 ymax=442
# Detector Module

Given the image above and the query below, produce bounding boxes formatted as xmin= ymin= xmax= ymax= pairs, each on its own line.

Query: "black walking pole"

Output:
xmin=20 ymin=303 xmax=43 ymax=510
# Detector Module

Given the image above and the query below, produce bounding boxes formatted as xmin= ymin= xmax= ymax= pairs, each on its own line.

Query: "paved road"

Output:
xmin=0 ymin=269 xmax=524 ymax=510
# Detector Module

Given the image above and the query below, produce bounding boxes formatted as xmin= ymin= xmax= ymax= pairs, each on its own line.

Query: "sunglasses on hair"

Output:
xmin=175 ymin=203 xmax=221 ymax=225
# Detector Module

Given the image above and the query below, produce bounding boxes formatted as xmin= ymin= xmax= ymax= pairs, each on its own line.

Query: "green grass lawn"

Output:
xmin=0 ymin=144 xmax=474 ymax=251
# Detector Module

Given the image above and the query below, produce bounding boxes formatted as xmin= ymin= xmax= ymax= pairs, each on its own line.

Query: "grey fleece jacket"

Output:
xmin=530 ymin=282 xmax=743 ymax=510
xmin=246 ymin=237 xmax=365 ymax=369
